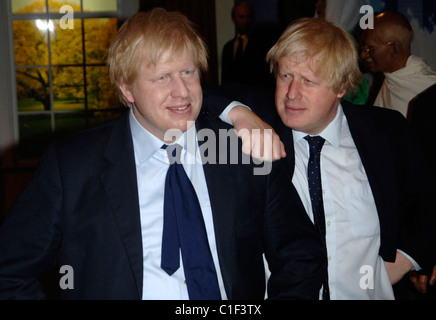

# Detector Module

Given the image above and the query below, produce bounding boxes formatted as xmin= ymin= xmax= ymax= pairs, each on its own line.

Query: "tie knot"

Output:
xmin=162 ymin=144 xmax=183 ymax=164
xmin=304 ymin=135 xmax=325 ymax=153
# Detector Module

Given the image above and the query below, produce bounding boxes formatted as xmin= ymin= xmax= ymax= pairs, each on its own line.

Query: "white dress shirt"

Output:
xmin=129 ymin=110 xmax=227 ymax=300
xmin=292 ymin=104 xmax=395 ymax=299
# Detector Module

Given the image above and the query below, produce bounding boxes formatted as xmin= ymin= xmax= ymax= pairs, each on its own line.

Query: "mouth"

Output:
xmin=167 ymin=104 xmax=191 ymax=113
xmin=363 ymin=58 xmax=374 ymax=67
xmin=285 ymin=105 xmax=305 ymax=113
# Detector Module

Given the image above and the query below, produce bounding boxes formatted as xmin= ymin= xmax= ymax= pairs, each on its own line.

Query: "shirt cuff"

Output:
xmin=218 ymin=101 xmax=251 ymax=125
xmin=397 ymin=249 xmax=421 ymax=271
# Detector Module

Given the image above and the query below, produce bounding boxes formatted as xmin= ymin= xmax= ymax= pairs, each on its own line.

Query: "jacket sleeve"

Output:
xmin=0 ymin=144 xmax=62 ymax=299
xmin=396 ymin=113 xmax=436 ymax=274
xmin=263 ymin=159 xmax=327 ymax=299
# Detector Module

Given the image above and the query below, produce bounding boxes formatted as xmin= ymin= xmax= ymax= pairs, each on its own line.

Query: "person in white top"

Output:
xmin=360 ymin=11 xmax=436 ymax=118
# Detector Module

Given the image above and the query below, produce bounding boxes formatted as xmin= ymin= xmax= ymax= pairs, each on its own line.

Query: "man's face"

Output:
xmin=120 ymin=48 xmax=202 ymax=142
xmin=275 ymin=57 xmax=345 ymax=135
xmin=360 ymin=29 xmax=396 ymax=73
xmin=233 ymin=5 xmax=253 ymax=34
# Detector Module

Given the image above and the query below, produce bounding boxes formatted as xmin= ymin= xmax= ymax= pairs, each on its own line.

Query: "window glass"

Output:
xmin=12 ymin=0 xmax=47 ymax=13
xmin=84 ymin=18 xmax=117 ymax=64
xmin=11 ymin=0 xmax=121 ymax=161
xmin=12 ymin=0 xmax=117 ymax=13
xmin=83 ymin=0 xmax=117 ymax=12
xmin=86 ymin=66 xmax=118 ymax=110
xmin=18 ymin=114 xmax=52 ymax=159
xmin=52 ymin=66 xmax=85 ymax=111
xmin=54 ymin=113 xmax=87 ymax=140
xmin=54 ymin=110 xmax=123 ymax=142
xmin=16 ymin=68 xmax=50 ymax=112
xmin=48 ymin=0 xmax=81 ymax=12
xmin=51 ymin=19 xmax=83 ymax=65
xmin=13 ymin=20 xmax=49 ymax=66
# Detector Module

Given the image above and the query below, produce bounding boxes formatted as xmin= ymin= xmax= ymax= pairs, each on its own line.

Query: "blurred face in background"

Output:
xmin=232 ymin=2 xmax=254 ymax=34
xmin=360 ymin=28 xmax=397 ymax=73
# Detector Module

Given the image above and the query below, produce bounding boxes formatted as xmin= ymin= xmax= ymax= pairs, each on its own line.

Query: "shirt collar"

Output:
xmin=293 ymin=103 xmax=344 ymax=149
xmin=129 ymin=109 xmax=198 ymax=164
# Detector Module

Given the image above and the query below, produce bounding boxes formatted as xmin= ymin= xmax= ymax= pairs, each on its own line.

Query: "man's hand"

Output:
xmin=409 ymin=264 xmax=436 ymax=294
xmin=227 ymin=106 xmax=286 ymax=162
xmin=384 ymin=251 xmax=414 ymax=285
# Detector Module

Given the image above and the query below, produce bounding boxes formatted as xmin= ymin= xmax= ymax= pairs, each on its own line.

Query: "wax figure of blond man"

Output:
xmin=219 ymin=18 xmax=436 ymax=299
xmin=360 ymin=11 xmax=436 ymax=118
xmin=0 ymin=8 xmax=326 ymax=300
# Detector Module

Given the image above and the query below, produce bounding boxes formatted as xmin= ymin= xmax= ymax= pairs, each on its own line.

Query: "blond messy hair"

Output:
xmin=266 ymin=18 xmax=362 ymax=94
xmin=107 ymin=8 xmax=209 ymax=106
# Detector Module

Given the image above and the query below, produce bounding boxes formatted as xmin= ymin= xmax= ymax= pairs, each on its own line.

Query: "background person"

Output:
xmin=360 ymin=11 xmax=436 ymax=118
xmin=221 ymin=1 xmax=274 ymax=89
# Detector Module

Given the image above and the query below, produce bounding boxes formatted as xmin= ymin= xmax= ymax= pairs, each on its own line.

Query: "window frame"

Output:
xmin=1 ymin=0 xmax=138 ymax=167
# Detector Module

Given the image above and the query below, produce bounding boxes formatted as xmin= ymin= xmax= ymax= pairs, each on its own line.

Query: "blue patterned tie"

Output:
xmin=161 ymin=144 xmax=221 ymax=300
xmin=304 ymin=135 xmax=330 ymax=300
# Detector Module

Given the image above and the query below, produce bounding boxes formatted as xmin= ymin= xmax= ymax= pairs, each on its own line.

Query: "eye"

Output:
xmin=361 ymin=45 xmax=375 ymax=54
xmin=158 ymin=75 xmax=168 ymax=81
xmin=182 ymin=68 xmax=197 ymax=77
xmin=280 ymin=73 xmax=293 ymax=81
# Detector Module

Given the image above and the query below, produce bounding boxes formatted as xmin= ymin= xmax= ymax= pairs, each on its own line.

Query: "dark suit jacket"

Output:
xmin=0 ymin=105 xmax=326 ymax=299
xmin=207 ymin=85 xmax=436 ymax=275
xmin=408 ymin=83 xmax=436 ymax=178
xmin=279 ymin=101 xmax=436 ymax=273
xmin=221 ymin=33 xmax=274 ymax=89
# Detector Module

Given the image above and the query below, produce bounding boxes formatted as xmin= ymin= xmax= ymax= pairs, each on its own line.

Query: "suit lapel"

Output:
xmin=278 ymin=121 xmax=296 ymax=180
xmin=202 ymin=160 xmax=237 ymax=299
xmin=100 ymin=112 xmax=143 ymax=298
xmin=195 ymin=117 xmax=238 ymax=299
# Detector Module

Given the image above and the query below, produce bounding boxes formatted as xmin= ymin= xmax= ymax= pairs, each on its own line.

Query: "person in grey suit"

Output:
xmin=219 ymin=18 xmax=436 ymax=299
xmin=0 ymin=8 xmax=326 ymax=300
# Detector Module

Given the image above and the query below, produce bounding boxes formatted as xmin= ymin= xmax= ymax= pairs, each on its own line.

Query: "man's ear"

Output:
xmin=119 ymin=81 xmax=135 ymax=103
xmin=337 ymin=88 xmax=347 ymax=99
xmin=388 ymin=41 xmax=402 ymax=57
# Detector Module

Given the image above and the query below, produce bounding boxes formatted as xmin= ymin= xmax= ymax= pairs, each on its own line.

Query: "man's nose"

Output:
xmin=171 ymin=75 xmax=189 ymax=98
xmin=287 ymin=80 xmax=301 ymax=100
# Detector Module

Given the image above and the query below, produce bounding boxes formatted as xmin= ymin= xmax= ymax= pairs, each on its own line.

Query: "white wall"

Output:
xmin=0 ymin=0 xmax=17 ymax=165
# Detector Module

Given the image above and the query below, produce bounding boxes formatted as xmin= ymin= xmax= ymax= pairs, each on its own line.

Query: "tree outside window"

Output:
xmin=12 ymin=0 xmax=121 ymax=159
